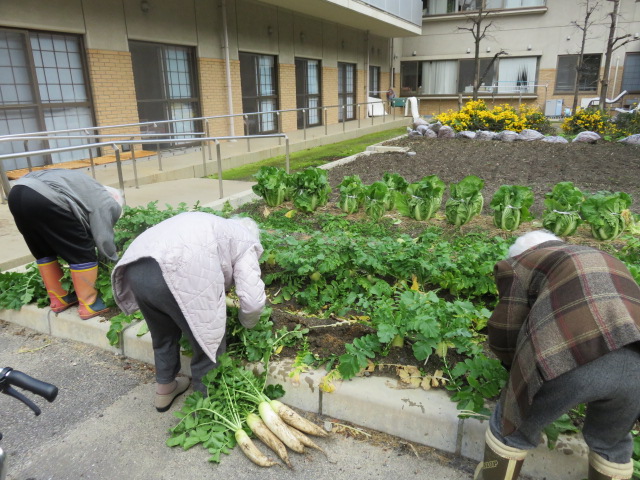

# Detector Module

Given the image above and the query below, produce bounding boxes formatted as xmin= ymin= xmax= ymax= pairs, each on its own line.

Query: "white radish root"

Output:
xmin=259 ymin=401 xmax=305 ymax=453
xmin=234 ymin=429 xmax=278 ymax=467
xmin=247 ymin=413 xmax=293 ymax=468
xmin=288 ymin=425 xmax=328 ymax=457
xmin=270 ymin=400 xmax=329 ymax=437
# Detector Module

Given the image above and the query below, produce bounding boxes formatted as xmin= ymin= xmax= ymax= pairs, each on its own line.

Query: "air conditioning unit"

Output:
xmin=545 ymin=99 xmax=563 ymax=116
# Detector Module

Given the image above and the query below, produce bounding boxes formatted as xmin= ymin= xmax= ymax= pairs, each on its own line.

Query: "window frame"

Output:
xmin=400 ymin=56 xmax=538 ymax=96
xmin=295 ymin=57 xmax=322 ymax=129
xmin=621 ymin=52 xmax=640 ymax=95
xmin=338 ymin=62 xmax=357 ymax=122
xmin=129 ymin=40 xmax=201 ymax=145
xmin=239 ymin=52 xmax=279 ymax=135
xmin=0 ymin=27 xmax=96 ymax=169
xmin=554 ymin=54 xmax=601 ymax=94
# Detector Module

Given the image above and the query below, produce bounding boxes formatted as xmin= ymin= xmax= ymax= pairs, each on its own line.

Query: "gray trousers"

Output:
xmin=490 ymin=344 xmax=640 ymax=464
xmin=123 ymin=258 xmax=224 ymax=394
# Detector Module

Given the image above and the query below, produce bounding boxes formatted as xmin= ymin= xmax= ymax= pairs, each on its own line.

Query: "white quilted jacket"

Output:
xmin=111 ymin=212 xmax=265 ymax=362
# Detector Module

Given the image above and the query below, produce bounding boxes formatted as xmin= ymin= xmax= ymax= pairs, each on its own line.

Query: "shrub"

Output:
xmin=435 ymin=100 xmax=550 ymax=133
xmin=561 ymin=107 xmax=617 ymax=136
xmin=613 ymin=109 xmax=640 ymax=137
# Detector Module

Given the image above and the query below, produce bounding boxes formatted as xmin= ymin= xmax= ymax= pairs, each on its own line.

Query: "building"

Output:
xmin=398 ymin=0 xmax=640 ymax=116
xmin=0 ymin=0 xmax=422 ymax=170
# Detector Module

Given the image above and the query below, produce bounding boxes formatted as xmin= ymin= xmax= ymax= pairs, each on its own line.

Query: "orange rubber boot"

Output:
xmin=70 ymin=263 xmax=109 ymax=320
xmin=37 ymin=258 xmax=78 ymax=313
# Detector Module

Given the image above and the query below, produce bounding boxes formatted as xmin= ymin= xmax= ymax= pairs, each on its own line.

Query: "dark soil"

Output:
xmin=327 ymin=137 xmax=640 ymax=217
xmin=267 ymin=136 xmax=640 ymax=380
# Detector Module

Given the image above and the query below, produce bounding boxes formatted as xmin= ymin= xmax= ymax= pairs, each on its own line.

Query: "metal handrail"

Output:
xmin=0 ymin=133 xmax=289 ymax=204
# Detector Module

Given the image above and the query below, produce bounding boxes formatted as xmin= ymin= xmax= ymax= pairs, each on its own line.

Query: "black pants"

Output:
xmin=122 ymin=257 xmax=221 ymax=394
xmin=8 ymin=185 xmax=96 ymax=264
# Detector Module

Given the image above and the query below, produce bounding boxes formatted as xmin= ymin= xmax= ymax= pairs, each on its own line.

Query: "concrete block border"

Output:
xmin=0 ymin=304 xmax=590 ymax=479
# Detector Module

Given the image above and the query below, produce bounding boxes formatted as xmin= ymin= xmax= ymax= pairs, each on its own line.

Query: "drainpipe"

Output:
xmin=221 ymin=0 xmax=235 ymax=137
xmin=365 ymin=30 xmax=370 ymax=109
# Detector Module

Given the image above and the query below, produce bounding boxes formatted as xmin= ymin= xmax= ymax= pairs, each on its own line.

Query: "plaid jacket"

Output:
xmin=489 ymin=241 xmax=640 ymax=436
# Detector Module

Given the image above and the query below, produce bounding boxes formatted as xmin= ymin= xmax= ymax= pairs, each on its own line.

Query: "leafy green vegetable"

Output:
xmin=542 ymin=182 xmax=585 ymax=237
xmin=337 ymin=175 xmax=365 ymax=214
xmin=580 ymin=191 xmax=633 ymax=241
xmin=490 ymin=185 xmax=534 ymax=231
xmin=291 ymin=168 xmax=332 ymax=212
xmin=445 ymin=175 xmax=485 ymax=226
xmin=397 ymin=175 xmax=446 ymax=221
xmin=363 ymin=181 xmax=391 ymax=221
xmin=383 ymin=172 xmax=409 ymax=210
xmin=251 ymin=166 xmax=290 ymax=207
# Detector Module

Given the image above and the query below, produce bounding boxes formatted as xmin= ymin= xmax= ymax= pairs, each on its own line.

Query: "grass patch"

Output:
xmin=210 ymin=127 xmax=406 ymax=181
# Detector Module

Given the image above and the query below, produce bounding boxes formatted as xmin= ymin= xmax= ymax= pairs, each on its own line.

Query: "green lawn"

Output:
xmin=211 ymin=127 xmax=406 ymax=181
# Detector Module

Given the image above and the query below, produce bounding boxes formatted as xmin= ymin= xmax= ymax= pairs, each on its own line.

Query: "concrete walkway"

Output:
xmin=0 ymin=118 xmax=591 ymax=479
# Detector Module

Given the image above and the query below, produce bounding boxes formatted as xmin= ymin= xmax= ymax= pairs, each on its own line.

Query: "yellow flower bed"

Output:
xmin=434 ymin=100 xmax=546 ymax=133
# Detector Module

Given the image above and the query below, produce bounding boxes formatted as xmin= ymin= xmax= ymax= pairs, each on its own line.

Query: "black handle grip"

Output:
xmin=6 ymin=370 xmax=58 ymax=402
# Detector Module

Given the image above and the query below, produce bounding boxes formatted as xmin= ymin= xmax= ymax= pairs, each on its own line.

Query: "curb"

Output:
xmin=0 ymin=304 xmax=589 ymax=479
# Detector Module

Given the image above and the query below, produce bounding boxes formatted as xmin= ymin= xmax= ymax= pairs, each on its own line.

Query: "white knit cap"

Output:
xmin=508 ymin=230 xmax=562 ymax=258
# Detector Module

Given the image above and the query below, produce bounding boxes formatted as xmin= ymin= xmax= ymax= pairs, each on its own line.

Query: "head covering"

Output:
xmin=103 ymin=185 xmax=125 ymax=209
xmin=230 ymin=215 xmax=260 ymax=240
xmin=508 ymin=230 xmax=562 ymax=258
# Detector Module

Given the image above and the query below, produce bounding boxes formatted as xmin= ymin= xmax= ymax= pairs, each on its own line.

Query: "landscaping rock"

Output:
xmin=423 ymin=128 xmax=437 ymax=138
xmin=428 ymin=121 xmax=443 ymax=133
xmin=475 ymin=130 xmax=497 ymax=141
xmin=541 ymin=136 xmax=569 ymax=143
xmin=416 ymin=124 xmax=430 ymax=136
xmin=437 ymin=125 xmax=456 ymax=138
xmin=572 ymin=131 xmax=601 ymax=143
xmin=517 ymin=129 xmax=544 ymax=141
xmin=496 ymin=130 xmax=519 ymax=142
xmin=456 ymin=131 xmax=476 ymax=139
xmin=413 ymin=118 xmax=428 ymax=128
xmin=618 ymin=134 xmax=640 ymax=145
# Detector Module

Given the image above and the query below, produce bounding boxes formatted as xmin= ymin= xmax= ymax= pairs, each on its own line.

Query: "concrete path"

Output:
xmin=0 ymin=320 xmax=478 ymax=480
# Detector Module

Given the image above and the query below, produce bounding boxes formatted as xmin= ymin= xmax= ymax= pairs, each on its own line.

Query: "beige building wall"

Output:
xmin=0 ymin=0 xmax=397 ymax=142
xmin=400 ymin=1 xmax=640 ymax=115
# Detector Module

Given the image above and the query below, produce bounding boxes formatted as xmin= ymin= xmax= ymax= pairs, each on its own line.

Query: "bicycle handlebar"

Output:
xmin=0 ymin=368 xmax=58 ymax=416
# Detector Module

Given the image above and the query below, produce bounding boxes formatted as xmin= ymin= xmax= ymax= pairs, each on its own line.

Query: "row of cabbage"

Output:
xmin=252 ymin=166 xmax=637 ymax=241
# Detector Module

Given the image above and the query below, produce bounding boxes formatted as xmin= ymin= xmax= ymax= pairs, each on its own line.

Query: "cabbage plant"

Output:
xmin=445 ymin=175 xmax=484 ymax=226
xmin=580 ymin=191 xmax=632 ymax=241
xmin=396 ymin=175 xmax=446 ymax=221
xmin=542 ymin=182 xmax=584 ymax=236
xmin=363 ymin=181 xmax=390 ymax=221
xmin=383 ymin=172 xmax=409 ymax=210
xmin=337 ymin=175 xmax=365 ymax=214
xmin=291 ymin=168 xmax=332 ymax=213
xmin=252 ymin=166 xmax=290 ymax=207
xmin=490 ymin=185 xmax=534 ymax=231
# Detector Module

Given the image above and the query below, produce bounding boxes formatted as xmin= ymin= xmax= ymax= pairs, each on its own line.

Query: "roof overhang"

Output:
xmin=255 ymin=0 xmax=422 ymax=37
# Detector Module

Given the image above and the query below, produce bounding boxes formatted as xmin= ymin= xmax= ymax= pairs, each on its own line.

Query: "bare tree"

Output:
xmin=598 ymin=0 xmax=639 ymax=109
xmin=457 ymin=1 xmax=505 ymax=100
xmin=570 ymin=0 xmax=600 ymax=113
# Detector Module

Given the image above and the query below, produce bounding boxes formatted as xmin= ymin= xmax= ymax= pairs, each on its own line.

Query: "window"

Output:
xmin=422 ymin=0 xmax=544 ymax=15
xmin=369 ymin=65 xmax=381 ymax=98
xmin=130 ymin=41 xmax=200 ymax=144
xmin=555 ymin=54 xmax=601 ymax=93
xmin=497 ymin=57 xmax=537 ymax=93
xmin=240 ymin=52 xmax=278 ymax=134
xmin=338 ymin=62 xmax=356 ymax=122
xmin=0 ymin=28 xmax=95 ymax=170
xmin=295 ymin=58 xmax=322 ymax=128
xmin=622 ymin=53 xmax=640 ymax=94
xmin=401 ymin=56 xmax=537 ymax=96
xmin=458 ymin=58 xmax=495 ymax=93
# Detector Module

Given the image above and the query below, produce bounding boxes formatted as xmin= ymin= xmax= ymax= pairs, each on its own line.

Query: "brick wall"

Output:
xmin=86 ymin=49 xmax=141 ymax=148
xmin=199 ymin=57 xmax=244 ymax=137
xmin=279 ymin=63 xmax=297 ymax=133
xmin=323 ymin=66 xmax=338 ymax=125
